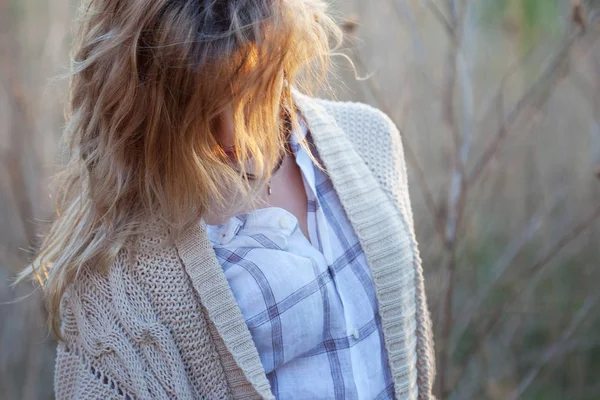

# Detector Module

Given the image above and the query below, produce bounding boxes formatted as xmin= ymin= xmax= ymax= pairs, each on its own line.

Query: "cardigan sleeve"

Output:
xmin=54 ymin=340 xmax=134 ymax=400
xmin=53 ymin=259 xmax=197 ymax=400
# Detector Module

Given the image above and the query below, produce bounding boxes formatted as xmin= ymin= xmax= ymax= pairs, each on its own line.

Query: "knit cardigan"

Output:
xmin=54 ymin=91 xmax=436 ymax=400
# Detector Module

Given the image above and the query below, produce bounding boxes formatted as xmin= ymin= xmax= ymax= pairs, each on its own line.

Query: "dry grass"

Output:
xmin=1 ymin=1 xmax=600 ymax=399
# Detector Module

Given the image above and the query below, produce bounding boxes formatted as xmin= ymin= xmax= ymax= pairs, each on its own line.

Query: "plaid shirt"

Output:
xmin=206 ymin=122 xmax=393 ymax=400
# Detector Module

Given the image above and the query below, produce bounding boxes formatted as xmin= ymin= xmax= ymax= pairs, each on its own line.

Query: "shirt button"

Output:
xmin=219 ymin=232 xmax=228 ymax=244
xmin=279 ymin=216 xmax=292 ymax=230
xmin=352 ymin=328 xmax=360 ymax=340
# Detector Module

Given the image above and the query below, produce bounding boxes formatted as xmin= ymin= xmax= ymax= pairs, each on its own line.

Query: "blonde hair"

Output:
xmin=18 ymin=0 xmax=342 ymax=338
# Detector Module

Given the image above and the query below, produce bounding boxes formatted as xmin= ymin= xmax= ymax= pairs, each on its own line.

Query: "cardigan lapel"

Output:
xmin=176 ymin=91 xmax=420 ymax=400
xmin=293 ymin=91 xmax=420 ymax=399
xmin=175 ymin=223 xmax=274 ymax=400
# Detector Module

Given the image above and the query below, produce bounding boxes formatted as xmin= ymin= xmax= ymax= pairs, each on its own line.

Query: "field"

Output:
xmin=1 ymin=1 xmax=600 ymax=399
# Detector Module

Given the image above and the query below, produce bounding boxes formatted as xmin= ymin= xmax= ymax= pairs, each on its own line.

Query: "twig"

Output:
xmin=506 ymin=294 xmax=599 ymax=400
xmin=472 ymin=34 xmax=559 ymax=134
xmin=451 ymin=188 xmax=568 ymax=352
xmin=436 ymin=1 xmax=474 ymax=394
xmin=436 ymin=243 xmax=457 ymax=395
xmin=447 ymin=203 xmax=600 ymax=394
xmin=467 ymin=32 xmax=588 ymax=186
xmin=445 ymin=0 xmax=458 ymax=26
xmin=425 ymin=0 xmax=455 ymax=38
xmin=385 ymin=0 xmax=427 ymax=65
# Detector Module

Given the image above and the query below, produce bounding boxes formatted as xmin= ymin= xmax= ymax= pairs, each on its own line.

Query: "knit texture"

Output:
xmin=53 ymin=91 xmax=435 ymax=399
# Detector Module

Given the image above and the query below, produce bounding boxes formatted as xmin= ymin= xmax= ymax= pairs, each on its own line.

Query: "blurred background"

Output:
xmin=1 ymin=0 xmax=600 ymax=399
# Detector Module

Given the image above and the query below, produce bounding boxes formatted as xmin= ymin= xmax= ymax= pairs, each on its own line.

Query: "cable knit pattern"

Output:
xmin=133 ymin=229 xmax=232 ymax=398
xmin=56 ymin=236 xmax=232 ymax=399
xmin=53 ymin=91 xmax=435 ymax=400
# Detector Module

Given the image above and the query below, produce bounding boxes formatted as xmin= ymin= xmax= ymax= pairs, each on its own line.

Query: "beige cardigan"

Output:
xmin=54 ymin=91 xmax=435 ymax=400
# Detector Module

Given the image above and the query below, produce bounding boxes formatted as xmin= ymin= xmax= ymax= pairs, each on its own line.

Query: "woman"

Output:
xmin=21 ymin=0 xmax=435 ymax=398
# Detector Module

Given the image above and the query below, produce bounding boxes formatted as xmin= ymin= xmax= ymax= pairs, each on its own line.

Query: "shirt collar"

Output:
xmin=205 ymin=118 xmax=313 ymax=246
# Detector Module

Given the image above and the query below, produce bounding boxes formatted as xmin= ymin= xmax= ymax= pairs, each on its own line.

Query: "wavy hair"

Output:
xmin=18 ymin=0 xmax=342 ymax=338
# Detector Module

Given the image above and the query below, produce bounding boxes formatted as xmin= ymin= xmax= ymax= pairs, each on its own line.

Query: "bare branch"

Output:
xmin=425 ymin=0 xmax=454 ymax=38
xmin=507 ymin=295 xmax=599 ymax=400
xmin=436 ymin=1 xmax=475 ymax=394
xmin=447 ymin=203 xmax=600 ymax=394
xmin=467 ymin=30 xmax=598 ymax=186
xmin=385 ymin=0 xmax=427 ymax=65
xmin=445 ymin=0 xmax=458 ymax=25
xmin=450 ymin=189 xmax=568 ymax=351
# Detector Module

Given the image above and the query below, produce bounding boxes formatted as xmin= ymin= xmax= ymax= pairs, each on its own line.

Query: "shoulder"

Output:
xmin=308 ymin=95 xmax=407 ymax=183
xmin=302 ymin=95 xmax=399 ymax=143
xmin=296 ymin=93 xmax=404 ymax=169
xmin=311 ymin=96 xmax=397 ymax=134
xmin=295 ymin=92 xmax=414 ymax=224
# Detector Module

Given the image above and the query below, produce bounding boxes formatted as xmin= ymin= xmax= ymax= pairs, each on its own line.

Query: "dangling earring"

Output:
xmin=282 ymin=69 xmax=290 ymax=89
